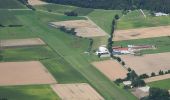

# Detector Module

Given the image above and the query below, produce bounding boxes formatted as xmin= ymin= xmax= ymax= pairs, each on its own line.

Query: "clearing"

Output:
xmin=120 ymin=52 xmax=170 ymax=75
xmin=50 ymin=20 xmax=107 ymax=37
xmin=114 ymin=26 xmax=170 ymax=41
xmin=28 ymin=0 xmax=48 ymax=5
xmin=92 ymin=60 xmax=128 ymax=80
xmin=0 ymin=38 xmax=45 ymax=48
xmin=51 ymin=83 xmax=104 ymax=100
xmin=0 ymin=61 xmax=56 ymax=86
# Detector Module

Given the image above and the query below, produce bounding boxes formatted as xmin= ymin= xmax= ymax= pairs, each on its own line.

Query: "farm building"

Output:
xmin=96 ymin=46 xmax=109 ymax=55
xmin=155 ymin=12 xmax=168 ymax=16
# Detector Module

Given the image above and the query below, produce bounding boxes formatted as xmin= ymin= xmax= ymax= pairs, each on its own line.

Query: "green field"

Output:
xmin=88 ymin=9 xmax=122 ymax=33
xmin=114 ymin=36 xmax=170 ymax=54
xmin=117 ymin=10 xmax=170 ymax=30
xmin=0 ymin=10 xmax=22 ymax=26
xmin=88 ymin=9 xmax=170 ymax=33
xmin=148 ymin=78 xmax=170 ymax=90
xmin=1 ymin=46 xmax=57 ymax=61
xmin=0 ymin=0 xmax=25 ymax=9
xmin=35 ymin=4 xmax=94 ymax=16
xmin=0 ymin=85 xmax=60 ymax=100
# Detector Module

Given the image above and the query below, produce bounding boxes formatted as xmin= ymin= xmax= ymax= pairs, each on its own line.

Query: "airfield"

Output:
xmin=0 ymin=0 xmax=170 ymax=100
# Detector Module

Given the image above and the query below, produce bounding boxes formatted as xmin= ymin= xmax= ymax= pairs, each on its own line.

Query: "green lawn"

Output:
xmin=0 ymin=0 xmax=25 ymax=9
xmin=0 ymin=85 xmax=60 ymax=100
xmin=13 ymin=11 xmax=137 ymax=100
xmin=148 ymin=78 xmax=170 ymax=90
xmin=114 ymin=36 xmax=170 ymax=54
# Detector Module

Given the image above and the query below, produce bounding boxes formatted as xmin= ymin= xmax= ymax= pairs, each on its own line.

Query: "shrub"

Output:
xmin=159 ymin=70 xmax=164 ymax=75
xmin=127 ymin=68 xmax=132 ymax=72
xmin=64 ymin=11 xmax=78 ymax=16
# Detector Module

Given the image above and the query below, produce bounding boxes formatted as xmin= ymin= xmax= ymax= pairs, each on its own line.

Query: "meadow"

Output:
xmin=35 ymin=4 xmax=93 ymax=16
xmin=0 ymin=10 xmax=22 ymax=26
xmin=148 ymin=78 xmax=170 ymax=90
xmin=0 ymin=85 xmax=60 ymax=100
xmin=0 ymin=0 xmax=25 ymax=9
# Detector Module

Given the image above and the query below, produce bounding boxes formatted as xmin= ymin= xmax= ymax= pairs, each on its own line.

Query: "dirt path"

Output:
xmin=144 ymin=74 xmax=170 ymax=83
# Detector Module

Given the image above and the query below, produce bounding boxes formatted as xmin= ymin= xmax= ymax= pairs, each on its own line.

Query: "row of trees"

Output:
xmin=43 ymin=0 xmax=170 ymax=13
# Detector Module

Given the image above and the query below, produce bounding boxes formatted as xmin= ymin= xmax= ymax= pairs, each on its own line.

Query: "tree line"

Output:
xmin=43 ymin=0 xmax=170 ymax=13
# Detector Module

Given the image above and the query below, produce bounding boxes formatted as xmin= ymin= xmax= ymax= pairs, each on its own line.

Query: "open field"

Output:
xmin=51 ymin=20 xmax=107 ymax=37
xmin=0 ymin=85 xmax=60 ymax=100
xmin=35 ymin=4 xmax=93 ymax=16
xmin=148 ymin=78 xmax=170 ymax=90
xmin=114 ymin=25 xmax=170 ymax=41
xmin=0 ymin=61 xmax=56 ymax=86
xmin=51 ymin=83 xmax=104 ymax=100
xmin=0 ymin=10 xmax=137 ymax=100
xmin=114 ymin=36 xmax=170 ymax=54
xmin=0 ymin=38 xmax=45 ymax=48
xmin=0 ymin=10 xmax=22 ymax=26
xmin=88 ymin=9 xmax=170 ymax=33
xmin=145 ymin=74 xmax=170 ymax=83
xmin=0 ymin=0 xmax=25 ymax=9
xmin=88 ymin=9 xmax=122 ymax=33
xmin=28 ymin=0 xmax=48 ymax=5
xmin=92 ymin=60 xmax=128 ymax=80
xmin=2 ymin=46 xmax=57 ymax=61
xmin=120 ymin=52 xmax=170 ymax=75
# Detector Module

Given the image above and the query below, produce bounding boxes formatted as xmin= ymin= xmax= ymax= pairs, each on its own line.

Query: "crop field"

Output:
xmin=1 ymin=38 xmax=45 ymax=48
xmin=35 ymin=4 xmax=93 ymax=16
xmin=114 ymin=36 xmax=170 ymax=54
xmin=2 ymin=46 xmax=56 ymax=61
xmin=114 ymin=25 xmax=170 ymax=41
xmin=0 ymin=0 xmax=25 ymax=9
xmin=0 ymin=85 xmax=60 ymax=100
xmin=51 ymin=83 xmax=104 ymax=100
xmin=0 ymin=9 xmax=137 ymax=100
xmin=51 ymin=20 xmax=107 ymax=37
xmin=0 ymin=61 xmax=56 ymax=86
xmin=148 ymin=78 xmax=170 ymax=90
xmin=145 ymin=74 xmax=170 ymax=83
xmin=0 ymin=10 xmax=22 ymax=26
xmin=28 ymin=0 xmax=48 ymax=5
xmin=92 ymin=60 xmax=128 ymax=81
xmin=120 ymin=52 xmax=170 ymax=75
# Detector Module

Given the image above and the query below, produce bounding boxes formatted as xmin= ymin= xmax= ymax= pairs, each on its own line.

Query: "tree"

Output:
xmin=132 ymin=78 xmax=146 ymax=87
xmin=139 ymin=74 xmax=149 ymax=79
xmin=159 ymin=70 xmax=164 ymax=75
xmin=151 ymin=72 xmax=156 ymax=77
xmin=141 ymin=87 xmax=170 ymax=100
xmin=115 ymin=14 xmax=120 ymax=20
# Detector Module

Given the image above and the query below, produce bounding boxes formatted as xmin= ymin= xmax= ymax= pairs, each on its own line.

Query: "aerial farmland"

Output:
xmin=0 ymin=0 xmax=170 ymax=100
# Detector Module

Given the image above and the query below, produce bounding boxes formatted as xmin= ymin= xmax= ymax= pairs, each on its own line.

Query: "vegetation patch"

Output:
xmin=148 ymin=78 xmax=170 ymax=90
xmin=0 ymin=0 xmax=25 ymax=9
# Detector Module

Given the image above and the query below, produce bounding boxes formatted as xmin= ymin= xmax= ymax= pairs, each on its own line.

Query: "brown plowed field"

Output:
xmin=0 ymin=38 xmax=45 ymax=48
xmin=120 ymin=52 xmax=170 ymax=75
xmin=51 ymin=83 xmax=104 ymax=100
xmin=92 ymin=60 xmax=128 ymax=80
xmin=51 ymin=20 xmax=107 ymax=37
xmin=114 ymin=26 xmax=170 ymax=41
xmin=0 ymin=61 xmax=56 ymax=86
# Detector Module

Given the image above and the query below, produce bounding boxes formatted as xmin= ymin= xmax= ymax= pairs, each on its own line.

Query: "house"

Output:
xmin=123 ymin=81 xmax=132 ymax=86
xmin=113 ymin=47 xmax=131 ymax=54
xmin=155 ymin=12 xmax=168 ymax=16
